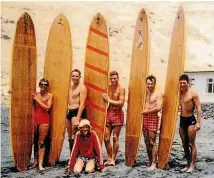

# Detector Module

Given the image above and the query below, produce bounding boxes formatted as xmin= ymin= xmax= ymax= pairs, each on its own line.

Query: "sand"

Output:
xmin=1 ymin=106 xmax=214 ymax=178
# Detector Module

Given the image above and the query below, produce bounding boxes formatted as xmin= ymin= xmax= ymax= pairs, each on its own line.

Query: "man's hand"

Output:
xmin=141 ymin=109 xmax=149 ymax=115
xmin=8 ymin=89 xmax=13 ymax=94
xmin=102 ymin=93 xmax=110 ymax=102
xmin=72 ymin=117 xmax=80 ymax=127
xmin=195 ymin=122 xmax=200 ymax=131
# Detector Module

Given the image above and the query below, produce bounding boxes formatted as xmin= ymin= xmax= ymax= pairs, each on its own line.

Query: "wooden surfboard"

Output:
xmin=158 ymin=6 xmax=186 ymax=169
xmin=44 ymin=13 xmax=72 ymax=166
xmin=84 ymin=13 xmax=109 ymax=144
xmin=10 ymin=12 xmax=36 ymax=171
xmin=125 ymin=9 xmax=150 ymax=166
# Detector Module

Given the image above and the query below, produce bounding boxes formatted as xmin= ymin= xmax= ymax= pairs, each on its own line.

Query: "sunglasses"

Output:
xmin=40 ymin=83 xmax=48 ymax=87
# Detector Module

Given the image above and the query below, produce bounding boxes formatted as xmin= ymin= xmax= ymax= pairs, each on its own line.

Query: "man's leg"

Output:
xmin=179 ymin=127 xmax=190 ymax=172
xmin=66 ymin=119 xmax=74 ymax=153
xmin=111 ymin=125 xmax=122 ymax=165
xmin=148 ymin=130 xmax=157 ymax=170
xmin=186 ymin=125 xmax=197 ymax=173
xmin=104 ymin=125 xmax=112 ymax=165
xmin=143 ymin=129 xmax=152 ymax=165
xmin=71 ymin=117 xmax=80 ymax=139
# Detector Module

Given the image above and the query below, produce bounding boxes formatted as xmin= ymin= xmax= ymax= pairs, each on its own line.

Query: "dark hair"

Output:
xmin=71 ymin=69 xmax=81 ymax=76
xmin=146 ymin=75 xmax=156 ymax=84
xmin=179 ymin=74 xmax=189 ymax=83
xmin=110 ymin=71 xmax=119 ymax=77
xmin=39 ymin=78 xmax=49 ymax=87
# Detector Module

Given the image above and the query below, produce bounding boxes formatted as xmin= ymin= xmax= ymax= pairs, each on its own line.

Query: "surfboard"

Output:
xmin=84 ymin=13 xmax=109 ymax=144
xmin=158 ymin=6 xmax=186 ymax=169
xmin=10 ymin=12 xmax=37 ymax=171
xmin=44 ymin=13 xmax=72 ymax=166
xmin=125 ymin=9 xmax=150 ymax=166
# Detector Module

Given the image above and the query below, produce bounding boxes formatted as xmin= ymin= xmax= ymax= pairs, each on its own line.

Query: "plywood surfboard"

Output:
xmin=125 ymin=9 xmax=150 ymax=166
xmin=84 ymin=13 xmax=109 ymax=144
xmin=158 ymin=6 xmax=186 ymax=169
xmin=44 ymin=13 xmax=72 ymax=166
xmin=10 ymin=12 xmax=36 ymax=171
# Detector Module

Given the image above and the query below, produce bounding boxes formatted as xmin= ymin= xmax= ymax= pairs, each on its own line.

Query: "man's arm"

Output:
xmin=76 ymin=85 xmax=87 ymax=120
xmin=102 ymin=87 xmax=125 ymax=107
xmin=143 ymin=92 xmax=163 ymax=114
xmin=193 ymin=91 xmax=201 ymax=130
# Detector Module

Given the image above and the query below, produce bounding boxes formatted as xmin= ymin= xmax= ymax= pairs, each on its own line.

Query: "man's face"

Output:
xmin=180 ymin=80 xmax=188 ymax=91
xmin=110 ymin=74 xmax=118 ymax=86
xmin=146 ymin=79 xmax=155 ymax=92
xmin=71 ymin=72 xmax=80 ymax=84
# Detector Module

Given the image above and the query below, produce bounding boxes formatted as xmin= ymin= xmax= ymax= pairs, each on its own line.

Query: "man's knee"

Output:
xmin=113 ymin=135 xmax=119 ymax=143
xmin=38 ymin=142 xmax=45 ymax=149
xmin=104 ymin=136 xmax=110 ymax=143
xmin=189 ymin=142 xmax=195 ymax=149
xmin=149 ymin=139 xmax=156 ymax=147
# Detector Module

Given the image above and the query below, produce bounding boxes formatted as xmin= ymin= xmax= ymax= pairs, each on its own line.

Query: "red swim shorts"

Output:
xmin=106 ymin=109 xmax=124 ymax=127
xmin=143 ymin=113 xmax=159 ymax=131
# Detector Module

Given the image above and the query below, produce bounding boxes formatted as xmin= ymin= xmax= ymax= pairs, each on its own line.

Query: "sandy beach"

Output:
xmin=1 ymin=1 xmax=214 ymax=178
xmin=1 ymin=105 xmax=214 ymax=178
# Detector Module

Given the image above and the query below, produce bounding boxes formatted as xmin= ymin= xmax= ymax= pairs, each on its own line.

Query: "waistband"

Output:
xmin=180 ymin=115 xmax=195 ymax=119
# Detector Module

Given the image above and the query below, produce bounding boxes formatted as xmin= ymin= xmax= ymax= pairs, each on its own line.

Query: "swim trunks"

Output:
xmin=106 ymin=107 xmax=124 ymax=127
xmin=143 ymin=113 xmax=159 ymax=131
xmin=66 ymin=108 xmax=87 ymax=120
xmin=180 ymin=115 xmax=196 ymax=129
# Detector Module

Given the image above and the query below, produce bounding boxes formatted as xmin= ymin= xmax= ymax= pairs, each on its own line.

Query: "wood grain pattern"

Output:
xmin=44 ymin=13 xmax=72 ymax=166
xmin=158 ymin=6 xmax=186 ymax=169
xmin=84 ymin=13 xmax=109 ymax=144
xmin=125 ymin=9 xmax=150 ymax=166
xmin=10 ymin=12 xmax=36 ymax=171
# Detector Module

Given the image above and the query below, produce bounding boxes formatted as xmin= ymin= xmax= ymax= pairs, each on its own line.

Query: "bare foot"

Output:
xmin=39 ymin=166 xmax=45 ymax=171
xmin=148 ymin=163 xmax=156 ymax=171
xmin=104 ymin=160 xmax=111 ymax=166
xmin=29 ymin=161 xmax=38 ymax=169
xmin=186 ymin=166 xmax=195 ymax=173
xmin=180 ymin=166 xmax=189 ymax=172
xmin=109 ymin=160 xmax=115 ymax=166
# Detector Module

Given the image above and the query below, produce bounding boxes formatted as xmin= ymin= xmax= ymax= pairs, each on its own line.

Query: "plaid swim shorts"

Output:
xmin=106 ymin=109 xmax=124 ymax=127
xmin=143 ymin=113 xmax=159 ymax=131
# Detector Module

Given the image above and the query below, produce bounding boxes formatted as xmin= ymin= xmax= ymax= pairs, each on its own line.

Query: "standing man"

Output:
xmin=141 ymin=75 xmax=163 ymax=170
xmin=66 ymin=69 xmax=87 ymax=153
xmin=102 ymin=71 xmax=125 ymax=166
xmin=179 ymin=74 xmax=201 ymax=173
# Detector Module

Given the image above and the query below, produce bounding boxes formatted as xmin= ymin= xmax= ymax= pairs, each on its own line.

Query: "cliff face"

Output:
xmin=1 ymin=2 xmax=214 ymax=105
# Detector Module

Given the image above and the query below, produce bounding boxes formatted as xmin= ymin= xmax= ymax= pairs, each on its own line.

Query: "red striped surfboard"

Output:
xmin=84 ymin=13 xmax=109 ymax=144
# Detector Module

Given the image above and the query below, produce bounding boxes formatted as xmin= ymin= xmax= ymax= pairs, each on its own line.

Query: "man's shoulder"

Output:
xmin=48 ymin=93 xmax=53 ymax=97
xmin=190 ymin=88 xmax=198 ymax=98
xmin=81 ymin=84 xmax=87 ymax=91
xmin=154 ymin=90 xmax=163 ymax=98
xmin=119 ymin=85 xmax=125 ymax=91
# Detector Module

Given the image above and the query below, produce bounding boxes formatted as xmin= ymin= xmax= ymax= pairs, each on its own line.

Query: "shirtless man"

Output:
xmin=141 ymin=75 xmax=163 ymax=170
xmin=66 ymin=69 xmax=87 ymax=153
xmin=179 ymin=74 xmax=201 ymax=173
xmin=102 ymin=71 xmax=125 ymax=166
